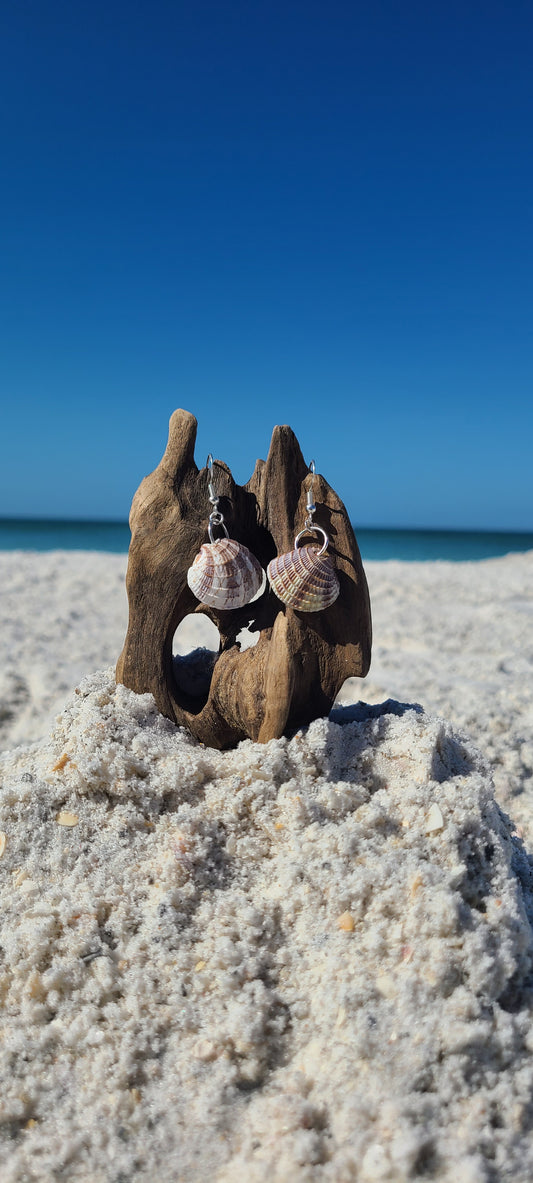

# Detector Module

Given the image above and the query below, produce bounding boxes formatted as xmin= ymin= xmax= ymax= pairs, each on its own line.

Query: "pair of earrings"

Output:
xmin=187 ymin=455 xmax=340 ymax=613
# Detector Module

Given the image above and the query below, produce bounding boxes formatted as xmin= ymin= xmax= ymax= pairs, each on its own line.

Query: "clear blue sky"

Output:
xmin=1 ymin=0 xmax=532 ymax=529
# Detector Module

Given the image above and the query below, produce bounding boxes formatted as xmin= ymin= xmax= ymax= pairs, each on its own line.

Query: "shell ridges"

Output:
xmin=267 ymin=545 xmax=340 ymax=612
xmin=187 ymin=537 xmax=264 ymax=610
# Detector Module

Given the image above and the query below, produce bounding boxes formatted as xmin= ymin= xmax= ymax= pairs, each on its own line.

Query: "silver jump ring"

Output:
xmin=294 ymin=525 xmax=329 ymax=557
xmin=208 ymin=518 xmax=229 ymax=544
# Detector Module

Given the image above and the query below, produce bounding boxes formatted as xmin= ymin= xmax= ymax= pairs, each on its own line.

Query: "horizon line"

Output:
xmin=1 ymin=516 xmax=532 ymax=537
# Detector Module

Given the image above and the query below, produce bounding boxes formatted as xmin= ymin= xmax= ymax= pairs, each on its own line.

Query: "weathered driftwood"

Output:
xmin=116 ymin=409 xmax=372 ymax=749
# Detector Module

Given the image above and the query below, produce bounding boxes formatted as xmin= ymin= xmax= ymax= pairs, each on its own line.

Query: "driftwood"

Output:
xmin=116 ymin=409 xmax=372 ymax=749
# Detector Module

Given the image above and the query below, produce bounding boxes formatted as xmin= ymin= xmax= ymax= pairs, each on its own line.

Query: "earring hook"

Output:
xmin=305 ymin=459 xmax=317 ymax=528
xmin=205 ymin=453 xmax=228 ymax=542
xmin=206 ymin=453 xmax=217 ymax=506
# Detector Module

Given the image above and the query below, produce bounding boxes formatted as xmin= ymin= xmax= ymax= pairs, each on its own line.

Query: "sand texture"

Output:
xmin=1 ymin=550 xmax=533 ymax=1181
xmin=1 ymin=550 xmax=532 ymax=840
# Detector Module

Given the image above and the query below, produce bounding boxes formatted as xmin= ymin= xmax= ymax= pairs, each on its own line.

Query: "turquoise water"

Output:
xmin=356 ymin=528 xmax=533 ymax=561
xmin=0 ymin=519 xmax=532 ymax=561
xmin=0 ymin=519 xmax=131 ymax=553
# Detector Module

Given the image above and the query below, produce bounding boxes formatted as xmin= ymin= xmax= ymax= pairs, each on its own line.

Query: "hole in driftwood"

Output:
xmin=173 ymin=615 xmax=219 ymax=657
xmin=236 ymin=624 xmax=260 ymax=651
xmin=172 ymin=615 xmax=220 ymax=709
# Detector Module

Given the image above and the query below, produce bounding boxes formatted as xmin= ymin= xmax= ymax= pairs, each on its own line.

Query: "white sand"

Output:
xmin=1 ymin=550 xmax=533 ymax=1180
xmin=2 ymin=550 xmax=532 ymax=838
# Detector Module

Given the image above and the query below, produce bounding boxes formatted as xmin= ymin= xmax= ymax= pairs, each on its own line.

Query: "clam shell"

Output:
xmin=267 ymin=546 xmax=340 ymax=612
xmin=187 ymin=537 xmax=264 ymax=609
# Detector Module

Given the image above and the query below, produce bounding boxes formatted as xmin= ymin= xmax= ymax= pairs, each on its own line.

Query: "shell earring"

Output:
xmin=187 ymin=454 xmax=264 ymax=610
xmin=267 ymin=461 xmax=340 ymax=612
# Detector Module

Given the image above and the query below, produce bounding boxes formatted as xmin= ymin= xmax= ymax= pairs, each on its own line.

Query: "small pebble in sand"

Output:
xmin=425 ymin=802 xmax=444 ymax=833
xmin=0 ymin=832 xmax=6 ymax=858
xmin=55 ymin=811 xmax=79 ymax=827
xmin=336 ymin=911 xmax=355 ymax=931
xmin=375 ymin=972 xmax=397 ymax=999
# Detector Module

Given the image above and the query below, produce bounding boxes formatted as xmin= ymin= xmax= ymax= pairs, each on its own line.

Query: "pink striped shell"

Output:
xmin=267 ymin=545 xmax=340 ymax=612
xmin=187 ymin=537 xmax=263 ymax=609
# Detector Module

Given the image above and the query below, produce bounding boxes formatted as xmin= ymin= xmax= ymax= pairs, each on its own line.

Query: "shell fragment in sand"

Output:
xmin=56 ymin=811 xmax=79 ymax=827
xmin=52 ymin=752 xmax=71 ymax=772
xmin=0 ymin=832 xmax=6 ymax=858
xmin=336 ymin=911 xmax=355 ymax=931
xmin=425 ymin=803 xmax=444 ymax=834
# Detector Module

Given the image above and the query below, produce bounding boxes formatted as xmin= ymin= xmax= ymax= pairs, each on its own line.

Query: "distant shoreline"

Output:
xmin=0 ymin=518 xmax=532 ymax=561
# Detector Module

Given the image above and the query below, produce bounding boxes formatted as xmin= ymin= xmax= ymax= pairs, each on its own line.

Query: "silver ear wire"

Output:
xmin=205 ymin=453 xmax=229 ymax=543
xmin=266 ymin=457 xmax=340 ymax=611
xmin=186 ymin=454 xmax=264 ymax=609
xmin=298 ymin=459 xmax=329 ymax=554
xmin=305 ymin=459 xmax=317 ymax=527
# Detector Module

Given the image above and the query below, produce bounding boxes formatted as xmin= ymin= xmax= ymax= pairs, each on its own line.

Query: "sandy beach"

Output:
xmin=1 ymin=549 xmax=533 ymax=1180
xmin=2 ymin=550 xmax=532 ymax=838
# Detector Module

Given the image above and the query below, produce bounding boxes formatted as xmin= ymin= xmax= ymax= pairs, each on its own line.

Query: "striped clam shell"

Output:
xmin=267 ymin=545 xmax=340 ymax=612
xmin=187 ymin=537 xmax=263 ymax=609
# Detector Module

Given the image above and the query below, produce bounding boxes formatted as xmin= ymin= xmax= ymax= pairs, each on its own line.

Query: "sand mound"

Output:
xmin=1 ymin=671 xmax=533 ymax=1181
xmin=2 ymin=550 xmax=532 ymax=845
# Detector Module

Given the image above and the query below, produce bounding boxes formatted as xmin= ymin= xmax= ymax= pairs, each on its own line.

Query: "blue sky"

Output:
xmin=1 ymin=0 xmax=532 ymax=529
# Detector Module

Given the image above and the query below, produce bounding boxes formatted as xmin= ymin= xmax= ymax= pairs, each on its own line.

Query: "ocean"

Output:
xmin=0 ymin=519 xmax=532 ymax=561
